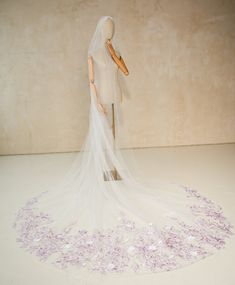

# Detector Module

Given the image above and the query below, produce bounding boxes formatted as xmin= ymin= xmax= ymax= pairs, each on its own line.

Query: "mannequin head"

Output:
xmin=101 ymin=17 xmax=115 ymax=42
xmin=88 ymin=16 xmax=116 ymax=55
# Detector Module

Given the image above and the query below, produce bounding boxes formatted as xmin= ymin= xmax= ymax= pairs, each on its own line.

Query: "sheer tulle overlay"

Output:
xmin=13 ymin=16 xmax=233 ymax=279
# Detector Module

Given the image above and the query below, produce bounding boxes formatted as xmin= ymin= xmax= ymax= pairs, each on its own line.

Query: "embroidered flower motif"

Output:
xmin=12 ymin=185 xmax=234 ymax=274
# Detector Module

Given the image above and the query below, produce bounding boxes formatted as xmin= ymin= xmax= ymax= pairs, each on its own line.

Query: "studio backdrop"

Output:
xmin=0 ymin=0 xmax=234 ymax=155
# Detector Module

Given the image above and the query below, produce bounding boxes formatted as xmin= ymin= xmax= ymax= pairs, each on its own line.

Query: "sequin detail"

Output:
xmin=12 ymin=185 xmax=234 ymax=274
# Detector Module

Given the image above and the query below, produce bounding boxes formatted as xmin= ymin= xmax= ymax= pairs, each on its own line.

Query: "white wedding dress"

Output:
xmin=13 ymin=16 xmax=233 ymax=280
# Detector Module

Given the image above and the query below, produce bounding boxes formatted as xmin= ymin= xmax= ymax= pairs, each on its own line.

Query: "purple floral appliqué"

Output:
xmin=12 ymin=185 xmax=234 ymax=274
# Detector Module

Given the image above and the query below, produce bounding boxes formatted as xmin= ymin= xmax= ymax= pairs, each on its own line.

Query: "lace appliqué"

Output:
xmin=12 ymin=185 xmax=234 ymax=274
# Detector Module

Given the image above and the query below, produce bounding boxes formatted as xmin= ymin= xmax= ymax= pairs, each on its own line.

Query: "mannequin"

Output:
xmin=88 ymin=17 xmax=129 ymax=180
xmin=88 ymin=18 xmax=128 ymax=113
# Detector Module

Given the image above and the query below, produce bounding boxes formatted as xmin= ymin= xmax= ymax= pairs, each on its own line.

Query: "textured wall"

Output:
xmin=0 ymin=0 xmax=235 ymax=155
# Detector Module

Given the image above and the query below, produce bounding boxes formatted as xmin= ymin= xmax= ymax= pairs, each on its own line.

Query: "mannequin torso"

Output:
xmin=88 ymin=17 xmax=129 ymax=113
xmin=92 ymin=48 xmax=119 ymax=105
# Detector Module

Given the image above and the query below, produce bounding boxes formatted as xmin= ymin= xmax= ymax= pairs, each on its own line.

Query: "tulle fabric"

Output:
xmin=32 ymin=15 xmax=197 ymax=232
xmin=13 ymin=16 xmax=233 ymax=282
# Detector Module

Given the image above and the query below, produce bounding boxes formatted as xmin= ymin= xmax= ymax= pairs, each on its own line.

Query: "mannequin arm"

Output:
xmin=106 ymin=39 xmax=129 ymax=76
xmin=88 ymin=55 xmax=107 ymax=115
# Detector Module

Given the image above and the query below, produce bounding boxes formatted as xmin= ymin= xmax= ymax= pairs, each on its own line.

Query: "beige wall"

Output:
xmin=0 ymin=0 xmax=234 ymax=155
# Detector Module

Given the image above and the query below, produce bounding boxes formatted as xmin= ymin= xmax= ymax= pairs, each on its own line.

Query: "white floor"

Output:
xmin=0 ymin=143 xmax=234 ymax=285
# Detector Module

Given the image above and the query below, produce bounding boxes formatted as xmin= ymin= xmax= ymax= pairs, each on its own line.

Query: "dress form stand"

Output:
xmin=103 ymin=102 xmax=121 ymax=181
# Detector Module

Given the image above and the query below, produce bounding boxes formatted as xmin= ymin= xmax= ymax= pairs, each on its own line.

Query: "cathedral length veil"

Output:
xmin=13 ymin=16 xmax=233 ymax=280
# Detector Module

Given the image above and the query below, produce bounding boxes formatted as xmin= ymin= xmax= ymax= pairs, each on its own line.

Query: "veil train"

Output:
xmin=13 ymin=16 xmax=233 ymax=280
